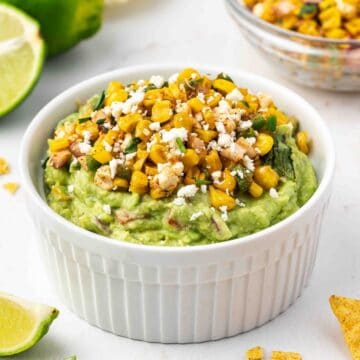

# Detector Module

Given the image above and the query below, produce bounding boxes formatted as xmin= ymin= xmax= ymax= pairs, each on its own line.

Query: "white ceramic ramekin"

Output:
xmin=20 ymin=64 xmax=335 ymax=343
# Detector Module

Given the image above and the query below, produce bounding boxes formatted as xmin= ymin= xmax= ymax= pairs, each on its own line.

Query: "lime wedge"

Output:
xmin=0 ymin=292 xmax=59 ymax=356
xmin=0 ymin=3 xmax=45 ymax=117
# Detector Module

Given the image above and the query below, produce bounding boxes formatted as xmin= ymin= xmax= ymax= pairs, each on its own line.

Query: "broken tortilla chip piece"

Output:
xmin=3 ymin=182 xmax=19 ymax=194
xmin=246 ymin=346 xmax=264 ymax=360
xmin=271 ymin=351 xmax=302 ymax=360
xmin=0 ymin=157 xmax=10 ymax=175
xmin=329 ymin=295 xmax=360 ymax=360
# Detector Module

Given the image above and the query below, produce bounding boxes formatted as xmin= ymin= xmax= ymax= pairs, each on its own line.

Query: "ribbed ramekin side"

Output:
xmin=31 ymin=191 xmax=329 ymax=343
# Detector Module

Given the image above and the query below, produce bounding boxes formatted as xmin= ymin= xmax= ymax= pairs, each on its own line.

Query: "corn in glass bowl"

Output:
xmin=225 ymin=0 xmax=360 ymax=91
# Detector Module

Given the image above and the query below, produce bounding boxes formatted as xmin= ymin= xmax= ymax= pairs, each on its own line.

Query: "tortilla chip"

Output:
xmin=0 ymin=157 xmax=10 ymax=175
xmin=246 ymin=346 xmax=264 ymax=360
xmin=271 ymin=351 xmax=302 ymax=360
xmin=3 ymin=182 xmax=19 ymax=194
xmin=329 ymin=295 xmax=360 ymax=360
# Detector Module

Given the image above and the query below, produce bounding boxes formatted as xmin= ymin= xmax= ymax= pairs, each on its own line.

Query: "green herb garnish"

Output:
xmin=144 ymin=84 xmax=157 ymax=92
xmin=93 ymin=90 xmax=105 ymax=111
xmin=252 ymin=116 xmax=266 ymax=130
xmin=299 ymin=3 xmax=317 ymax=16
xmin=162 ymin=81 xmax=169 ymax=88
xmin=195 ymin=179 xmax=211 ymax=186
xmin=96 ymin=118 xmax=105 ymax=125
xmin=241 ymin=100 xmax=250 ymax=108
xmin=124 ymin=137 xmax=141 ymax=154
xmin=216 ymin=72 xmax=234 ymax=83
xmin=233 ymin=165 xmax=253 ymax=193
xmin=267 ymin=115 xmax=277 ymax=132
xmin=263 ymin=135 xmax=295 ymax=180
xmin=176 ymin=137 xmax=186 ymax=153
xmin=41 ymin=157 xmax=49 ymax=169
xmin=78 ymin=117 xmax=91 ymax=123
xmin=86 ymin=156 xmax=101 ymax=171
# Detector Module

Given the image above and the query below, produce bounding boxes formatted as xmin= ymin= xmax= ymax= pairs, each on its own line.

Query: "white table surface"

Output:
xmin=1 ymin=0 xmax=359 ymax=359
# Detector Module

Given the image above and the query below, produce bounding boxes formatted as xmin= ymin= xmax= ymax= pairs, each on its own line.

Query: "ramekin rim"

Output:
xmin=19 ymin=63 xmax=335 ymax=254
xmin=225 ymin=0 xmax=360 ymax=46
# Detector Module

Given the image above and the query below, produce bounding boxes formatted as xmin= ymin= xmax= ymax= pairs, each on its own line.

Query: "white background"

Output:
xmin=1 ymin=0 xmax=360 ymax=359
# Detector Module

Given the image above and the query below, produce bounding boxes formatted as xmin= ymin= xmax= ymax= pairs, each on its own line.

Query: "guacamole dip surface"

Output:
xmin=44 ymin=68 xmax=317 ymax=246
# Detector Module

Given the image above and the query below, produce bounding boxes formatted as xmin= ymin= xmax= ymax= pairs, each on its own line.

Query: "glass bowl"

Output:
xmin=225 ymin=0 xmax=360 ymax=91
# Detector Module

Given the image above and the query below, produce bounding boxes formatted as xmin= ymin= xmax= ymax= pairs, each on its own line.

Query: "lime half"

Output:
xmin=0 ymin=292 xmax=59 ymax=356
xmin=0 ymin=3 xmax=45 ymax=117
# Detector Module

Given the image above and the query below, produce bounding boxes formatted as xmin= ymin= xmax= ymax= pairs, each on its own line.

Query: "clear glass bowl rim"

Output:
xmin=226 ymin=0 xmax=360 ymax=46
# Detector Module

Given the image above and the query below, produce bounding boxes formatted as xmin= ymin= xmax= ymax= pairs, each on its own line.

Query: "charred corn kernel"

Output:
xmin=184 ymin=166 xmax=200 ymax=184
xmin=325 ymin=28 xmax=348 ymax=38
xmin=296 ymin=131 xmax=309 ymax=154
xmin=202 ymin=109 xmax=216 ymax=129
xmin=3 ymin=182 xmax=19 ymax=194
xmin=150 ymin=187 xmax=167 ymax=199
xmin=143 ymin=89 xmax=163 ymax=107
xmin=319 ymin=7 xmax=341 ymax=29
xmin=104 ymin=129 xmax=119 ymax=145
xmin=107 ymin=80 xmax=124 ymax=94
xmin=137 ymin=149 xmax=148 ymax=160
xmin=254 ymin=166 xmax=279 ymax=189
xmin=118 ymin=113 xmax=142 ymax=132
xmin=205 ymin=150 xmax=222 ymax=173
xmin=149 ymin=144 xmax=167 ymax=164
xmin=196 ymin=129 xmax=217 ymax=143
xmin=105 ymin=89 xmax=128 ymax=105
xmin=76 ymin=121 xmax=99 ymax=141
xmin=205 ymin=90 xmax=222 ymax=107
xmin=129 ymin=170 xmax=148 ymax=194
xmin=255 ymin=133 xmax=274 ymax=155
xmin=169 ymin=83 xmax=187 ymax=102
xmin=212 ymin=78 xmax=236 ymax=94
xmin=187 ymin=97 xmax=205 ymax=112
xmin=281 ymin=15 xmax=298 ymax=29
xmin=183 ymin=149 xmax=200 ymax=171
xmin=0 ymin=157 xmax=10 ymax=175
xmin=151 ymin=100 xmax=173 ymax=123
xmin=133 ymin=158 xmax=147 ymax=171
xmin=113 ymin=178 xmax=129 ymax=189
xmin=178 ymin=68 xmax=201 ymax=82
xmin=249 ymin=181 xmax=263 ymax=198
xmin=48 ymin=138 xmax=70 ymax=152
xmin=91 ymin=135 xmax=112 ymax=164
xmin=270 ymin=109 xmax=288 ymax=125
xmin=135 ymin=119 xmax=152 ymax=141
xmin=145 ymin=165 xmax=158 ymax=176
xmin=209 ymin=186 xmax=236 ymax=210
xmin=214 ymin=169 xmax=237 ymax=192
xmin=345 ymin=18 xmax=360 ymax=36
xmin=319 ymin=0 xmax=336 ymax=10
xmin=173 ymin=112 xmax=193 ymax=131
xmin=298 ymin=20 xmax=320 ymax=36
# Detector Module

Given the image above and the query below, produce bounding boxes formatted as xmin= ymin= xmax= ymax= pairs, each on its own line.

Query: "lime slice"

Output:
xmin=0 ymin=292 xmax=59 ymax=356
xmin=0 ymin=3 xmax=45 ymax=117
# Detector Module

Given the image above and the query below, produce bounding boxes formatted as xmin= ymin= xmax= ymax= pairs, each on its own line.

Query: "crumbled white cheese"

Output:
xmin=219 ymin=205 xmax=229 ymax=221
xmin=168 ymin=73 xmax=179 ymax=84
xmin=82 ymin=131 xmax=91 ymax=143
xmin=201 ymin=184 xmax=207 ymax=193
xmin=175 ymin=100 xmax=188 ymax=113
xmin=173 ymin=162 xmax=184 ymax=176
xmin=239 ymin=120 xmax=252 ymax=129
xmin=257 ymin=92 xmax=273 ymax=110
xmin=226 ymin=88 xmax=244 ymax=102
xmin=269 ymin=188 xmax=279 ymax=199
xmin=149 ymin=122 xmax=161 ymax=131
xmin=109 ymin=158 xmax=124 ymax=179
xmin=111 ymin=89 xmax=145 ymax=117
xmin=211 ymin=171 xmax=222 ymax=184
xmin=244 ymin=137 xmax=256 ymax=146
xmin=203 ymin=124 xmax=210 ymax=131
xmin=173 ymin=197 xmax=186 ymax=206
xmin=67 ymin=185 xmax=74 ymax=193
xmin=208 ymin=140 xmax=221 ymax=151
xmin=177 ymin=184 xmax=198 ymax=198
xmin=190 ymin=211 xmax=203 ymax=221
xmin=125 ymin=152 xmax=137 ymax=161
xmin=218 ymin=133 xmax=233 ymax=148
xmin=78 ymin=142 xmax=92 ymax=154
xmin=235 ymin=198 xmax=246 ymax=207
xmin=137 ymin=79 xmax=145 ymax=86
xmin=150 ymin=75 xmax=165 ymax=88
xmin=103 ymin=204 xmax=112 ymax=214
xmin=253 ymin=2 xmax=264 ymax=17
xmin=197 ymin=92 xmax=205 ymax=103
xmin=217 ymin=100 xmax=231 ymax=113
xmin=160 ymin=127 xmax=188 ymax=143
xmin=215 ymin=121 xmax=226 ymax=134
xmin=103 ymin=141 xmax=113 ymax=152
xmin=243 ymin=155 xmax=255 ymax=171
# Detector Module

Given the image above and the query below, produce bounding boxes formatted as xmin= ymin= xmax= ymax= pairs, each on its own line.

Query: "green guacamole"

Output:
xmin=44 ymin=123 xmax=317 ymax=246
